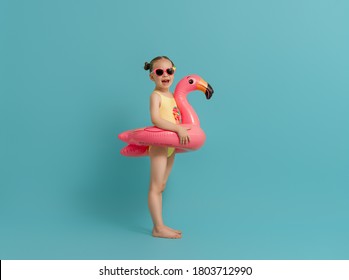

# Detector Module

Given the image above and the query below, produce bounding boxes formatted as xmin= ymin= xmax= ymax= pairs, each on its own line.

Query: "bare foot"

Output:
xmin=152 ymin=225 xmax=182 ymax=239
xmin=164 ymin=225 xmax=182 ymax=234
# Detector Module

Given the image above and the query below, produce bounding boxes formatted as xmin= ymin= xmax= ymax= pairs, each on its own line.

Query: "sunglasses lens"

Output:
xmin=166 ymin=68 xmax=174 ymax=75
xmin=155 ymin=69 xmax=164 ymax=76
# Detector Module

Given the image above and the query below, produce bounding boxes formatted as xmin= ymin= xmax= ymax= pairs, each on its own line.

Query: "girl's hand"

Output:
xmin=176 ymin=126 xmax=190 ymax=145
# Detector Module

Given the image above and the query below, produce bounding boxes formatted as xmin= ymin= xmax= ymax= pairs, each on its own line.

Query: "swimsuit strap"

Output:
xmin=153 ymin=91 xmax=174 ymax=99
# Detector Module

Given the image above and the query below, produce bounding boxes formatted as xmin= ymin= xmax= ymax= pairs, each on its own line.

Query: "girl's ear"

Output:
xmin=149 ymin=73 xmax=154 ymax=81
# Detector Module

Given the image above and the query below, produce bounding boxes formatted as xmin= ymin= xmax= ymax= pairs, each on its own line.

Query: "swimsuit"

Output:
xmin=149 ymin=91 xmax=181 ymax=157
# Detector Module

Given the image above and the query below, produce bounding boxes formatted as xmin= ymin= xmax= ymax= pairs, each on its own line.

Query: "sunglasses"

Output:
xmin=152 ymin=67 xmax=176 ymax=76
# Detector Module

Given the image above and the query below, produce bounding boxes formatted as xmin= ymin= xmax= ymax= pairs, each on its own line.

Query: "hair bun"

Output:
xmin=144 ymin=62 xmax=150 ymax=71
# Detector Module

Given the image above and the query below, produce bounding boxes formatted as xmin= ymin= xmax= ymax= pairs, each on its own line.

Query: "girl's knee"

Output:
xmin=150 ymin=182 xmax=165 ymax=193
xmin=161 ymin=182 xmax=167 ymax=192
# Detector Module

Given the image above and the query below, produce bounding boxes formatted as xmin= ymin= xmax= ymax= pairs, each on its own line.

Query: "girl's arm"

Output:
xmin=150 ymin=93 xmax=190 ymax=145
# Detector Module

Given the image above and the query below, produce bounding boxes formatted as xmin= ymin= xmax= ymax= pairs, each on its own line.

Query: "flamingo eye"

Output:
xmin=188 ymin=79 xmax=194 ymax=84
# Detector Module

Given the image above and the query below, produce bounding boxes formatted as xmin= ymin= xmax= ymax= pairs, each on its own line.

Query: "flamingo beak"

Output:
xmin=197 ymin=79 xmax=214 ymax=100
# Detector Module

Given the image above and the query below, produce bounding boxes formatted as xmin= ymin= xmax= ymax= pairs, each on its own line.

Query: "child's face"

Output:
xmin=150 ymin=59 xmax=175 ymax=91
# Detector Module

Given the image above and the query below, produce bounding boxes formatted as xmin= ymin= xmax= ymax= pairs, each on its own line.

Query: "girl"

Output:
xmin=144 ymin=56 xmax=190 ymax=239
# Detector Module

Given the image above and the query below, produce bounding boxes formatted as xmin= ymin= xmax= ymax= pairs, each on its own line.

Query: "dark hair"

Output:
xmin=144 ymin=56 xmax=175 ymax=72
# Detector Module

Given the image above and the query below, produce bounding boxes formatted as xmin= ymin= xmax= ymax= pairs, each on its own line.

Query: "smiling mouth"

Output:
xmin=162 ymin=79 xmax=170 ymax=84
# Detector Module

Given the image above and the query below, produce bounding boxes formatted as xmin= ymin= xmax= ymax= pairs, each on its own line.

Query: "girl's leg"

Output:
xmin=161 ymin=151 xmax=182 ymax=234
xmin=148 ymin=146 xmax=181 ymax=239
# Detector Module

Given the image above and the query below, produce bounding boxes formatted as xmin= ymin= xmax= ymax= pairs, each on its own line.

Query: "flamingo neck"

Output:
xmin=175 ymin=94 xmax=200 ymax=126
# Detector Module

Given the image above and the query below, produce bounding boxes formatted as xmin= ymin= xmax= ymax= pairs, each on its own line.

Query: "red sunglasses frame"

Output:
xmin=152 ymin=67 xmax=176 ymax=76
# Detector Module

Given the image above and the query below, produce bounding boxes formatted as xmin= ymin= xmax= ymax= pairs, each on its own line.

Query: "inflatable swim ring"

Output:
xmin=118 ymin=74 xmax=214 ymax=157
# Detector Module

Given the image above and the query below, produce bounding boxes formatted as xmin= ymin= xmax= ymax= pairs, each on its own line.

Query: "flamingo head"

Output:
xmin=174 ymin=74 xmax=214 ymax=100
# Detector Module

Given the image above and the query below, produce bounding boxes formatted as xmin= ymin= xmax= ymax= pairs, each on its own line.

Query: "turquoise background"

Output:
xmin=1 ymin=0 xmax=348 ymax=259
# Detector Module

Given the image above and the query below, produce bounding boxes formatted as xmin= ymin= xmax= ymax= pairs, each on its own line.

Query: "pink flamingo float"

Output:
xmin=118 ymin=74 xmax=214 ymax=157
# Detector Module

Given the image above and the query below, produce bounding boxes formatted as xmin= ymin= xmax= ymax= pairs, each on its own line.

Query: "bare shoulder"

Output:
xmin=150 ymin=90 xmax=161 ymax=97
xmin=150 ymin=91 xmax=161 ymax=103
